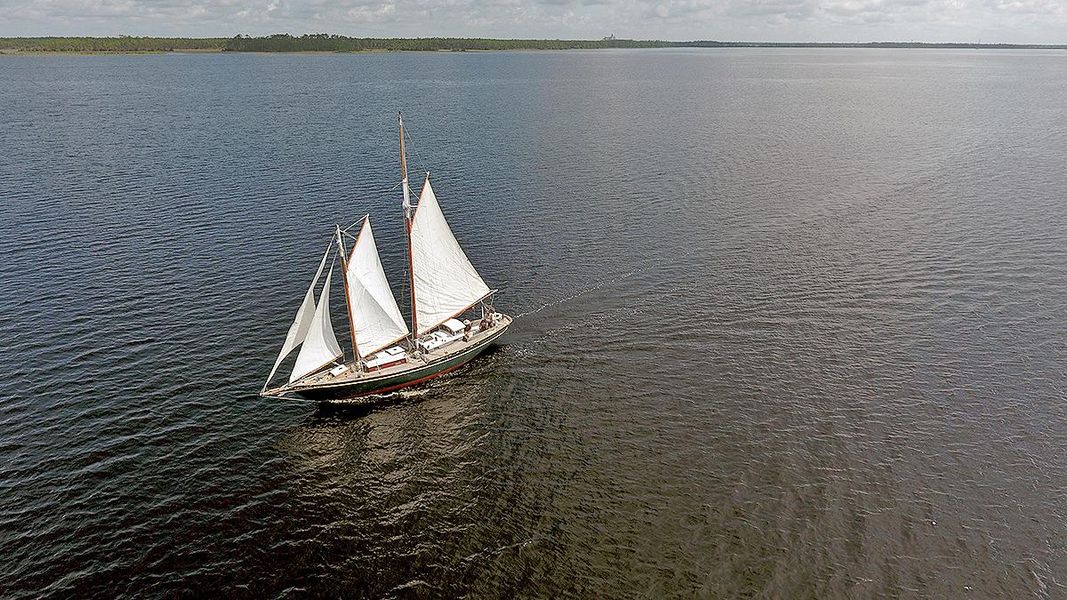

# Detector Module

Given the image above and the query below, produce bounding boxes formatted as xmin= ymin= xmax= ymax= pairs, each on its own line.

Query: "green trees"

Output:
xmin=0 ymin=37 xmax=227 ymax=52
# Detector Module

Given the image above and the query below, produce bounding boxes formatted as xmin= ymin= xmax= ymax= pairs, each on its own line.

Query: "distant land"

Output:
xmin=2 ymin=34 xmax=1065 ymax=53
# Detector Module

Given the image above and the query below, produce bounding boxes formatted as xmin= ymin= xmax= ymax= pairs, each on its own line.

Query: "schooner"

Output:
xmin=261 ymin=115 xmax=511 ymax=401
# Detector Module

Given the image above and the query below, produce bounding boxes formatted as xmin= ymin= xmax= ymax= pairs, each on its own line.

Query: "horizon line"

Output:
xmin=1 ymin=35 xmax=1066 ymax=46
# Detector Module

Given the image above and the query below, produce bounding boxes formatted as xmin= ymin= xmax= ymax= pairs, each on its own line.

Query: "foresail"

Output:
xmin=263 ymin=245 xmax=330 ymax=389
xmin=290 ymin=268 xmax=343 ymax=382
xmin=409 ymin=178 xmax=492 ymax=335
xmin=346 ymin=218 xmax=410 ymax=358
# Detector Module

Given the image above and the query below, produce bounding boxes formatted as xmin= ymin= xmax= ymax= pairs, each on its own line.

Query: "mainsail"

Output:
xmin=290 ymin=267 xmax=343 ymax=382
xmin=263 ymin=245 xmax=330 ymax=389
xmin=409 ymin=177 xmax=492 ymax=335
xmin=345 ymin=218 xmax=410 ymax=357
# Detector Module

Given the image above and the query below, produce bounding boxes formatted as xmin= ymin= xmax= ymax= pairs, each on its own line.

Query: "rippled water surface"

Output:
xmin=2 ymin=49 xmax=1066 ymax=598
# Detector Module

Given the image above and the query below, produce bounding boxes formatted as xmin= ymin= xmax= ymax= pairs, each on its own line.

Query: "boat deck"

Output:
xmin=268 ymin=314 xmax=512 ymax=396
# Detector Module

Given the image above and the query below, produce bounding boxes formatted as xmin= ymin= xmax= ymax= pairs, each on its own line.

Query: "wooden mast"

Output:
xmin=399 ymin=112 xmax=419 ymax=340
xmin=336 ymin=224 xmax=361 ymax=365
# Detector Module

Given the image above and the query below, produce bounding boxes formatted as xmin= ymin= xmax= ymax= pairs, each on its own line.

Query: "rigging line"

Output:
xmin=403 ymin=124 xmax=427 ymax=178
xmin=339 ymin=219 xmax=368 ymax=242
xmin=512 ymin=265 xmax=650 ymax=319
xmin=340 ymin=215 xmax=367 ymax=233
xmin=401 ymin=234 xmax=413 ymax=339
xmin=301 ymin=235 xmax=336 ymax=283
xmin=512 ymin=241 xmax=703 ymax=319
xmin=325 ymin=249 xmax=340 ymax=289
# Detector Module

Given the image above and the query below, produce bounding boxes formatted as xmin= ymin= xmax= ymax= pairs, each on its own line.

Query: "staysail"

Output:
xmin=409 ymin=177 xmax=492 ymax=335
xmin=263 ymin=245 xmax=330 ymax=389
xmin=345 ymin=218 xmax=410 ymax=358
xmin=290 ymin=267 xmax=343 ymax=382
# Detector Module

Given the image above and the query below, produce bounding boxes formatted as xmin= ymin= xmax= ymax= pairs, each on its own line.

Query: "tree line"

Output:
xmin=0 ymin=37 xmax=227 ymax=52
xmin=2 ymin=35 xmax=1063 ymax=53
xmin=223 ymin=34 xmax=674 ymax=52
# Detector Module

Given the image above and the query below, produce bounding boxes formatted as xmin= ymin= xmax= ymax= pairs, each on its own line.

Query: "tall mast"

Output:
xmin=400 ymin=113 xmax=412 ymax=219
xmin=399 ymin=112 xmax=419 ymax=339
xmin=336 ymin=224 xmax=361 ymax=364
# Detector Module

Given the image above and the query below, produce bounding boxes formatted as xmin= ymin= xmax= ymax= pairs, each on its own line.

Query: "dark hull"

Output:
xmin=289 ymin=323 xmax=508 ymax=402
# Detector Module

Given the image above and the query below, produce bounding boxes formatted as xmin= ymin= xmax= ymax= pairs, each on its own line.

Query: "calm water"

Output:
xmin=2 ymin=49 xmax=1066 ymax=598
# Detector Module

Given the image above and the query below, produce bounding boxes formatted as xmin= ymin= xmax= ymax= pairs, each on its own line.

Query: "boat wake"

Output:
xmin=320 ymin=385 xmax=431 ymax=405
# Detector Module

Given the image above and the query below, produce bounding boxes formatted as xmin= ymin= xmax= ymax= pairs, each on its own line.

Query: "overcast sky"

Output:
xmin=2 ymin=0 xmax=1065 ymax=42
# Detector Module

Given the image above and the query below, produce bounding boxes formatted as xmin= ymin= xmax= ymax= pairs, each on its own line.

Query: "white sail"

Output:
xmin=290 ymin=267 xmax=343 ymax=382
xmin=346 ymin=218 xmax=410 ymax=358
xmin=409 ymin=177 xmax=492 ymax=335
xmin=263 ymin=245 xmax=330 ymax=389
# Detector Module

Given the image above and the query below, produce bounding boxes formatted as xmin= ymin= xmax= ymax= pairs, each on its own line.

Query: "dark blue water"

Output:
xmin=2 ymin=49 xmax=1066 ymax=598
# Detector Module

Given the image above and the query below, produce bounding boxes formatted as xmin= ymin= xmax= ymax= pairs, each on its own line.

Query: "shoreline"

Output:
xmin=2 ymin=36 xmax=1066 ymax=55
